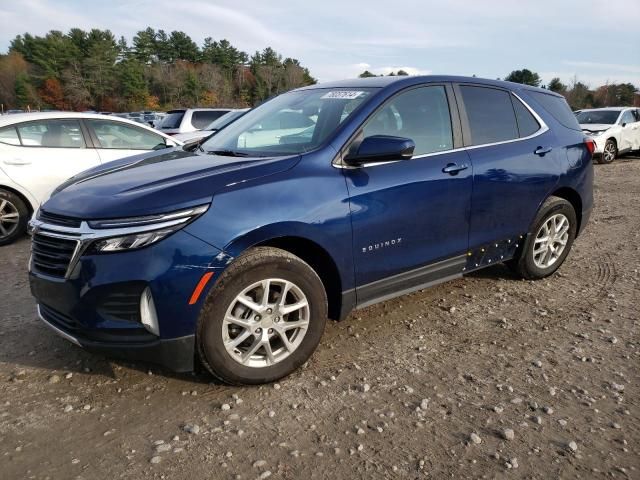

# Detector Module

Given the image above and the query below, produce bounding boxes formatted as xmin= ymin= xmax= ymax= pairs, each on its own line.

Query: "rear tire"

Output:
xmin=599 ymin=139 xmax=617 ymax=164
xmin=510 ymin=196 xmax=577 ymax=280
xmin=0 ymin=189 xmax=29 ymax=246
xmin=197 ymin=247 xmax=327 ymax=385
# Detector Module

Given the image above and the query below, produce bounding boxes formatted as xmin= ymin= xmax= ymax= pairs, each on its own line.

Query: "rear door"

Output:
xmin=344 ymin=84 xmax=472 ymax=305
xmin=455 ymin=84 xmax=563 ymax=253
xmin=85 ymin=119 xmax=171 ymax=163
xmin=0 ymin=118 xmax=100 ymax=204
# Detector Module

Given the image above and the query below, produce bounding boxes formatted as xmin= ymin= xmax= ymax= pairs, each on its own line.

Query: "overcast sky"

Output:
xmin=1 ymin=0 xmax=638 ymax=87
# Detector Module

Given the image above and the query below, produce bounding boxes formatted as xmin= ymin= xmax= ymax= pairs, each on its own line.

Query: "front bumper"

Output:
xmin=29 ymin=229 xmax=228 ymax=372
xmin=37 ymin=304 xmax=196 ymax=371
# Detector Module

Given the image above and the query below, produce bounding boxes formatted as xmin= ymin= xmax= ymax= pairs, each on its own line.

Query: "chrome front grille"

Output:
xmin=31 ymin=233 xmax=78 ymax=278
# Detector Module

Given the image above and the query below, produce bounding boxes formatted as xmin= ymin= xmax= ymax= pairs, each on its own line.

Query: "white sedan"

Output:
xmin=0 ymin=112 xmax=182 ymax=245
xmin=577 ymin=107 xmax=640 ymax=163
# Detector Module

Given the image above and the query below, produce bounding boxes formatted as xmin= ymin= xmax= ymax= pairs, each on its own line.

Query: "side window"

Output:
xmin=459 ymin=86 xmax=518 ymax=145
xmin=0 ymin=126 xmax=20 ymax=146
xmin=511 ymin=96 xmax=541 ymax=137
xmin=620 ymin=110 xmax=635 ymax=125
xmin=191 ymin=111 xmax=226 ymax=129
xmin=363 ymin=86 xmax=453 ymax=156
xmin=16 ymin=119 xmax=86 ymax=148
xmin=88 ymin=120 xmax=165 ymax=150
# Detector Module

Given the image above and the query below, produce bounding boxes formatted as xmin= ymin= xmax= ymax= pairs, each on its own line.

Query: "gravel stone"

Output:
xmin=502 ymin=428 xmax=515 ymax=441
xmin=469 ymin=432 xmax=482 ymax=444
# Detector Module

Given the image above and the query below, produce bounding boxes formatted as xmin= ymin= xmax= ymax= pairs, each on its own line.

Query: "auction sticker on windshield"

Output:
xmin=321 ymin=91 xmax=366 ymax=100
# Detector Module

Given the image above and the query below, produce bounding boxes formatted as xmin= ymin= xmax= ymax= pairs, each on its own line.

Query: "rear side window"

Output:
xmin=459 ymin=86 xmax=518 ymax=145
xmin=0 ymin=126 xmax=20 ymax=145
xmin=191 ymin=111 xmax=226 ymax=129
xmin=159 ymin=111 xmax=185 ymax=129
xmin=511 ymin=96 xmax=541 ymax=137
xmin=16 ymin=119 xmax=86 ymax=148
xmin=528 ymin=91 xmax=581 ymax=131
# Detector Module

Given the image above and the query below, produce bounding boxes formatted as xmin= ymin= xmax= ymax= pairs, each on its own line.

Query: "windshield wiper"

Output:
xmin=206 ymin=149 xmax=252 ymax=157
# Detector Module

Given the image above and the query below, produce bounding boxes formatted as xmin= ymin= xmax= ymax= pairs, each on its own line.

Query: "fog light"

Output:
xmin=140 ymin=287 xmax=159 ymax=336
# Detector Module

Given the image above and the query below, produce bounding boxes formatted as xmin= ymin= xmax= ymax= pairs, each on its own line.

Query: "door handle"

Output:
xmin=2 ymin=158 xmax=32 ymax=166
xmin=442 ymin=163 xmax=468 ymax=175
xmin=534 ymin=146 xmax=552 ymax=156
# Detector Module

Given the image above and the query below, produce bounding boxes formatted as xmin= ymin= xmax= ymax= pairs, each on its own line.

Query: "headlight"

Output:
xmin=90 ymin=228 xmax=178 ymax=252
xmin=87 ymin=204 xmax=209 ymax=253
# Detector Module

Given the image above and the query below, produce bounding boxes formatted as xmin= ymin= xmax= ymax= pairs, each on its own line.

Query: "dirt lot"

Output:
xmin=1 ymin=157 xmax=639 ymax=480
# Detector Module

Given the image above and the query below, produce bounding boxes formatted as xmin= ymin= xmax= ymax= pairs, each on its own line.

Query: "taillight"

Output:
xmin=584 ymin=138 xmax=596 ymax=155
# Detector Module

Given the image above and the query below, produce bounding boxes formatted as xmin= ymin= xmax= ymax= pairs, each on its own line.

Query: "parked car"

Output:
xmin=172 ymin=109 xmax=250 ymax=143
xmin=157 ymin=108 xmax=233 ymax=135
xmin=28 ymin=76 xmax=593 ymax=385
xmin=576 ymin=107 xmax=640 ymax=163
xmin=0 ymin=112 xmax=182 ymax=244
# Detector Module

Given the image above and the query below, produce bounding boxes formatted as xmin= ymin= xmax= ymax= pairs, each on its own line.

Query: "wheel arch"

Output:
xmin=221 ymin=226 xmax=349 ymax=321
xmin=0 ymin=183 xmax=35 ymax=216
xmin=252 ymin=236 xmax=345 ymax=321
xmin=549 ymin=187 xmax=583 ymax=235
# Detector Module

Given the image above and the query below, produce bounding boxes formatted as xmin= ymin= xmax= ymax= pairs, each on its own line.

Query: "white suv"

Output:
xmin=156 ymin=108 xmax=232 ymax=135
xmin=576 ymin=107 xmax=640 ymax=163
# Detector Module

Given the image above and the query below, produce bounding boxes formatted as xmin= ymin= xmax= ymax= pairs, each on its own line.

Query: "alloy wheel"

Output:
xmin=532 ymin=213 xmax=570 ymax=269
xmin=222 ymin=278 xmax=310 ymax=368
xmin=0 ymin=199 xmax=20 ymax=239
xmin=603 ymin=142 xmax=616 ymax=162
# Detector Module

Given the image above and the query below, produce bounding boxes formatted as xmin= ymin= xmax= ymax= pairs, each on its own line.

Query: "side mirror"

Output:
xmin=345 ymin=135 xmax=415 ymax=165
xmin=621 ymin=122 xmax=627 ymax=127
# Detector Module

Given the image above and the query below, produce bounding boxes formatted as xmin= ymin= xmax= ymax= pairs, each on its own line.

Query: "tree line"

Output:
xmin=504 ymin=69 xmax=638 ymax=110
xmin=0 ymin=27 xmax=317 ymax=112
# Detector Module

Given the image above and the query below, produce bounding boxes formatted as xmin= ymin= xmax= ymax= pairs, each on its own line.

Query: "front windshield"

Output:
xmin=201 ymin=88 xmax=376 ymax=156
xmin=204 ymin=110 xmax=248 ymax=131
xmin=576 ymin=110 xmax=620 ymax=125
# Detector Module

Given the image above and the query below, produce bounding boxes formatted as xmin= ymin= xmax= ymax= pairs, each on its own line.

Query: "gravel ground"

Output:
xmin=1 ymin=156 xmax=639 ymax=479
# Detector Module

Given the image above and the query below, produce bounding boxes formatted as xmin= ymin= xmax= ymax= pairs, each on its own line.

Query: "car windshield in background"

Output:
xmin=201 ymin=88 xmax=376 ymax=156
xmin=576 ymin=110 xmax=620 ymax=125
xmin=159 ymin=111 xmax=185 ymax=129
xmin=204 ymin=110 xmax=248 ymax=131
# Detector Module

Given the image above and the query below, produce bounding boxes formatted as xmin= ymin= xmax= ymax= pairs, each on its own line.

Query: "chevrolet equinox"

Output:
xmin=29 ymin=76 xmax=594 ymax=385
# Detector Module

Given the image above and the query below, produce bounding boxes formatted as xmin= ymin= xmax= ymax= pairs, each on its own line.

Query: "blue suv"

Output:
xmin=29 ymin=76 xmax=594 ymax=385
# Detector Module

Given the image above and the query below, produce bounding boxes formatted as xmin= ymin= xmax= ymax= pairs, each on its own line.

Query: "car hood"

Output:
xmin=580 ymin=123 xmax=612 ymax=133
xmin=42 ymin=148 xmax=300 ymax=219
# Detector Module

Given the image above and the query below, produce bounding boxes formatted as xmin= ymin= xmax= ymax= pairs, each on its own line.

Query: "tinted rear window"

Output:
xmin=460 ymin=86 xmax=518 ymax=145
xmin=191 ymin=111 xmax=227 ymax=129
xmin=528 ymin=91 xmax=581 ymax=131
xmin=159 ymin=111 xmax=185 ymax=129
xmin=512 ymin=96 xmax=541 ymax=137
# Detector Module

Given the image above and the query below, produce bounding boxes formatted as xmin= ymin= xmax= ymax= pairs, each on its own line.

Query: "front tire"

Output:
xmin=197 ymin=247 xmax=327 ymax=385
xmin=510 ymin=197 xmax=577 ymax=280
xmin=599 ymin=139 xmax=617 ymax=164
xmin=0 ymin=189 xmax=29 ymax=246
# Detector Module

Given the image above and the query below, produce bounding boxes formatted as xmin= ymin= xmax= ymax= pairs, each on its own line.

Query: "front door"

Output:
xmin=619 ymin=110 xmax=640 ymax=152
xmin=343 ymin=85 xmax=472 ymax=306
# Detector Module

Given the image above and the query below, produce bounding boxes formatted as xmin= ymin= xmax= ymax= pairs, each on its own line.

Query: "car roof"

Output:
xmin=577 ymin=107 xmax=633 ymax=112
xmin=0 ymin=111 xmax=183 ymax=144
xmin=294 ymin=75 xmax=557 ymax=96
